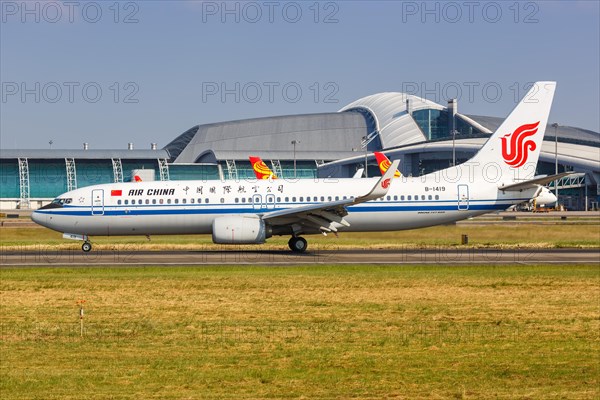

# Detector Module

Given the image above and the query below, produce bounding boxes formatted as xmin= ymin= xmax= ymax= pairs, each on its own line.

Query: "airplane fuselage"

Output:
xmin=32 ymin=174 xmax=534 ymax=237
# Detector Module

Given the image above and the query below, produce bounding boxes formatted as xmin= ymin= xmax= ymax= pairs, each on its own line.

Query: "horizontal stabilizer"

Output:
xmin=499 ymin=172 xmax=573 ymax=191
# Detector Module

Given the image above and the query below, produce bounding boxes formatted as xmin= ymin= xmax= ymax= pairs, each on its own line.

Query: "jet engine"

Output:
xmin=211 ymin=216 xmax=271 ymax=244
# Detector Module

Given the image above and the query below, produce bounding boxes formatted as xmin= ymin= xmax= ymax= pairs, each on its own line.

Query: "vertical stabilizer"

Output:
xmin=468 ymin=81 xmax=556 ymax=182
xmin=249 ymin=156 xmax=278 ymax=180
xmin=374 ymin=152 xmax=401 ymax=177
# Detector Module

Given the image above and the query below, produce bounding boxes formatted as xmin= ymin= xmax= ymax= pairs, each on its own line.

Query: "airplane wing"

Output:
xmin=499 ymin=172 xmax=573 ymax=191
xmin=262 ymin=160 xmax=399 ymax=233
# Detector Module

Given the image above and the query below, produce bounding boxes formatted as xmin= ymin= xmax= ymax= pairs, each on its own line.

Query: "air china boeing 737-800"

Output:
xmin=32 ymin=81 xmax=565 ymax=253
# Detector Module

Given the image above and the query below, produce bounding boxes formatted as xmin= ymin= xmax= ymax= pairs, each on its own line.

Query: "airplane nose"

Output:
xmin=31 ymin=211 xmax=47 ymax=227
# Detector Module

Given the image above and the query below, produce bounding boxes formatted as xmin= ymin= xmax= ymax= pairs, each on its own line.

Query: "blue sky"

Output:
xmin=1 ymin=0 xmax=599 ymax=149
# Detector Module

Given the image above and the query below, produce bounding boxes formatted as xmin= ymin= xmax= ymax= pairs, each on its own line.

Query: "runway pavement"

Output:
xmin=1 ymin=248 xmax=598 ymax=266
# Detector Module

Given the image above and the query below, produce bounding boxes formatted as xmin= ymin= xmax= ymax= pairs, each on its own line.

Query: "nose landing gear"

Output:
xmin=288 ymin=236 xmax=308 ymax=253
xmin=82 ymin=242 xmax=92 ymax=253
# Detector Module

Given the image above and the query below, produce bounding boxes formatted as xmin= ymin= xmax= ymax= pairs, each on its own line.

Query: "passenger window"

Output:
xmin=428 ymin=195 xmax=432 ymax=200
xmin=328 ymin=196 xmax=332 ymax=201
xmin=335 ymin=196 xmax=339 ymax=201
xmin=174 ymin=199 xmax=179 ymax=204
xmin=407 ymin=196 xmax=411 ymax=201
xmin=190 ymin=198 xmax=194 ymax=204
xmin=182 ymin=199 xmax=187 ymax=204
xmin=314 ymin=197 xmax=318 ymax=201
xmin=435 ymin=195 xmax=439 ymax=200
xmin=152 ymin=199 xmax=157 ymax=204
xmin=299 ymin=197 xmax=303 ymax=202
xmin=159 ymin=199 xmax=164 ymax=204
xmin=145 ymin=199 xmax=149 ymax=204
xmin=320 ymin=196 xmax=325 ymax=201
xmin=198 ymin=198 xmax=202 ymax=203
xmin=117 ymin=200 xmax=122 ymax=205
xmin=422 ymin=195 xmax=426 ymax=200
xmin=386 ymin=196 xmax=391 ymax=201
xmin=394 ymin=195 xmax=398 ymax=201
xmin=220 ymin=198 xmax=224 ymax=203
xmin=277 ymin=197 xmax=281 ymax=202
xmin=235 ymin=198 xmax=239 ymax=203
xmin=167 ymin=199 xmax=171 ymax=204
xmin=292 ymin=197 xmax=296 ymax=202
xmin=205 ymin=198 xmax=209 ymax=203
xmin=242 ymin=198 xmax=246 ymax=203
xmin=124 ymin=200 xmax=129 ymax=205
xmin=138 ymin=200 xmax=142 ymax=205
xmin=285 ymin=197 xmax=289 ymax=202
xmin=401 ymin=195 xmax=405 ymax=201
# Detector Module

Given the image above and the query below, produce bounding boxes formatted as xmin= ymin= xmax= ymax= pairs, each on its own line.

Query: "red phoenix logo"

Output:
xmin=500 ymin=121 xmax=540 ymax=168
xmin=381 ymin=178 xmax=391 ymax=189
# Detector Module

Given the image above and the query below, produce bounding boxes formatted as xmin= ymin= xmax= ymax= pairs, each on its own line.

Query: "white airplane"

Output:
xmin=32 ymin=81 xmax=568 ymax=253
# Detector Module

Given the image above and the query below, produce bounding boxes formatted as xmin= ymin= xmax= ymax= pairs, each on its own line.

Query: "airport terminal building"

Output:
xmin=2 ymin=93 xmax=599 ymax=210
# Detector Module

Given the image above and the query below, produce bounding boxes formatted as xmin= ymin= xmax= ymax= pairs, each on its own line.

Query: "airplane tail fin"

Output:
xmin=374 ymin=152 xmax=401 ymax=178
xmin=249 ymin=156 xmax=277 ymax=180
xmin=468 ymin=81 xmax=556 ymax=182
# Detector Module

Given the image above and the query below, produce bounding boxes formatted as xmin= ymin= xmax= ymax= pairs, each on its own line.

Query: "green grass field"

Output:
xmin=1 ymin=222 xmax=599 ymax=250
xmin=1 ymin=265 xmax=598 ymax=399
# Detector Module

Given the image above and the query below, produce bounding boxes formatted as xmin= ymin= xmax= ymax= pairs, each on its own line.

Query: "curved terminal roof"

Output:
xmin=339 ymin=92 xmax=444 ymax=148
xmin=167 ymin=112 xmax=374 ymax=164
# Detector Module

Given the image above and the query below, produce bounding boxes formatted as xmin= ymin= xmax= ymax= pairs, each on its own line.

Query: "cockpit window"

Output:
xmin=51 ymin=198 xmax=72 ymax=205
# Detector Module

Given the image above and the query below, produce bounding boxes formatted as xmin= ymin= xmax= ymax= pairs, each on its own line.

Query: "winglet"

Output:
xmin=355 ymin=159 xmax=399 ymax=203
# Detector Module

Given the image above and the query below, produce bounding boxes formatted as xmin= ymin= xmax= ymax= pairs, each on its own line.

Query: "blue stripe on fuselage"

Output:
xmin=34 ymin=201 xmax=522 ymax=216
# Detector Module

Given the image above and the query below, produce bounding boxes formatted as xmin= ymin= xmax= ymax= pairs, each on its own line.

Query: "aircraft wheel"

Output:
xmin=288 ymin=237 xmax=308 ymax=253
xmin=82 ymin=242 xmax=92 ymax=253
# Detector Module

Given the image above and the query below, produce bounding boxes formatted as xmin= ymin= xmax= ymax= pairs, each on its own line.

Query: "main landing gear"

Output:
xmin=82 ymin=241 xmax=92 ymax=253
xmin=288 ymin=236 xmax=308 ymax=253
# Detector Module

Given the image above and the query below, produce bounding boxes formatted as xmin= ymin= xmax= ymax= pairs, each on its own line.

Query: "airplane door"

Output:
xmin=91 ymin=189 xmax=104 ymax=215
xmin=265 ymin=194 xmax=276 ymax=209
xmin=252 ymin=194 xmax=262 ymax=210
xmin=457 ymin=185 xmax=469 ymax=211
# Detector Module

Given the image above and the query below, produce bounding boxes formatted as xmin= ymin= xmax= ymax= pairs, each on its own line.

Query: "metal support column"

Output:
xmin=17 ymin=158 xmax=30 ymax=209
xmin=225 ymin=160 xmax=237 ymax=180
xmin=158 ymin=158 xmax=170 ymax=181
xmin=271 ymin=160 xmax=283 ymax=178
xmin=111 ymin=158 xmax=123 ymax=183
xmin=65 ymin=158 xmax=77 ymax=192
